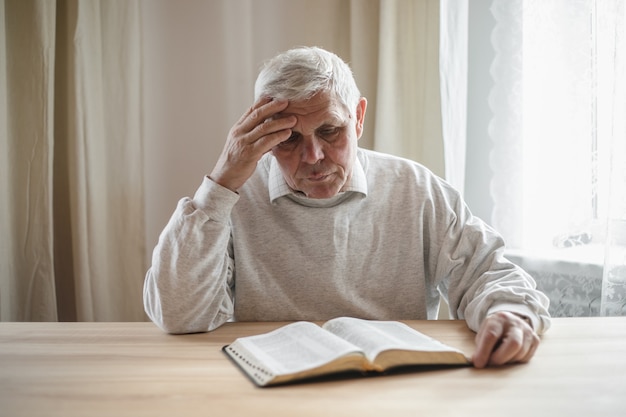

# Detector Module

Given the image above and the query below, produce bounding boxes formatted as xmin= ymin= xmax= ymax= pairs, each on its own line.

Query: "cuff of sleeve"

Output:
xmin=192 ymin=176 xmax=240 ymax=223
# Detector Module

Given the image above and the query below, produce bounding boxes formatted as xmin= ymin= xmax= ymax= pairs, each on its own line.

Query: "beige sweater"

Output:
xmin=143 ymin=149 xmax=550 ymax=334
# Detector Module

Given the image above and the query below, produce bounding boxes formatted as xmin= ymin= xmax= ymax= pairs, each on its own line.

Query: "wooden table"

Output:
xmin=1 ymin=318 xmax=625 ymax=417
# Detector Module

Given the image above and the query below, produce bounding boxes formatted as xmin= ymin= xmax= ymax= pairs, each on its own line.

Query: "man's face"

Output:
xmin=271 ymin=92 xmax=367 ymax=199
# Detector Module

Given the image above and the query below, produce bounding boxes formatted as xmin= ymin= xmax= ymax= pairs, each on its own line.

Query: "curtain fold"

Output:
xmin=439 ymin=0 xmax=468 ymax=193
xmin=374 ymin=0 xmax=444 ymax=178
xmin=488 ymin=0 xmax=524 ymax=249
xmin=1 ymin=0 xmax=146 ymax=321
xmin=600 ymin=0 xmax=626 ymax=316
xmin=63 ymin=0 xmax=145 ymax=321
xmin=1 ymin=0 xmax=58 ymax=321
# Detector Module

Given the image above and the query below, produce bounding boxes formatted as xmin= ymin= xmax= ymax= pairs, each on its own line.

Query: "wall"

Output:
xmin=142 ymin=1 xmax=228 ymax=262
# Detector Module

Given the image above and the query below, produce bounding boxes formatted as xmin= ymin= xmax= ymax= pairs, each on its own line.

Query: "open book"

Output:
xmin=223 ymin=317 xmax=470 ymax=387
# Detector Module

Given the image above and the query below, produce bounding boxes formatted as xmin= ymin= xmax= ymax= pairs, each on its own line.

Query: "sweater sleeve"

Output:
xmin=436 ymin=191 xmax=551 ymax=335
xmin=143 ymin=177 xmax=239 ymax=334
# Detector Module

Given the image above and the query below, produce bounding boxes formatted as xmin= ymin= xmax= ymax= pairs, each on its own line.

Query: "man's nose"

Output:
xmin=300 ymin=136 xmax=324 ymax=164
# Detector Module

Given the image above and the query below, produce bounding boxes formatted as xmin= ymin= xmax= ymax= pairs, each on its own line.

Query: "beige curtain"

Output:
xmin=1 ymin=0 xmax=145 ymax=321
xmin=1 ymin=0 xmax=57 ymax=321
xmin=374 ymin=0 xmax=444 ymax=177
xmin=2 ymin=0 xmax=442 ymax=322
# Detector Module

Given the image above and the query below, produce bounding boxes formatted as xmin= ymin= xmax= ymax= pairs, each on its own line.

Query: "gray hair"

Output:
xmin=254 ymin=46 xmax=361 ymax=114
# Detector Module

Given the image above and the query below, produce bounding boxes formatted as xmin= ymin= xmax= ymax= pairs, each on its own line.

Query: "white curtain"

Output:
xmin=3 ymin=0 xmax=444 ymax=321
xmin=1 ymin=0 xmax=145 ymax=321
xmin=596 ymin=2 xmax=626 ymax=316
xmin=468 ymin=0 xmax=626 ymax=316
xmin=439 ymin=0 xmax=468 ymax=193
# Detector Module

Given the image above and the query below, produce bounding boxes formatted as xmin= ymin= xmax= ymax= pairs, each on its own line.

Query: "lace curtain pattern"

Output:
xmin=489 ymin=0 xmax=626 ymax=316
xmin=506 ymin=250 xmax=603 ymax=317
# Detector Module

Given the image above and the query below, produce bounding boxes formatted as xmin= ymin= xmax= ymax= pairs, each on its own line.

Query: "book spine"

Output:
xmin=224 ymin=344 xmax=275 ymax=386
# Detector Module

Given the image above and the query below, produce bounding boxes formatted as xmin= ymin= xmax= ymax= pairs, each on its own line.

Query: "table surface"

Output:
xmin=1 ymin=317 xmax=625 ymax=417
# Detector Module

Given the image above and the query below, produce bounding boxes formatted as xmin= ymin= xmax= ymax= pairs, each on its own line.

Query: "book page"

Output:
xmin=322 ymin=317 xmax=463 ymax=363
xmin=234 ymin=321 xmax=363 ymax=376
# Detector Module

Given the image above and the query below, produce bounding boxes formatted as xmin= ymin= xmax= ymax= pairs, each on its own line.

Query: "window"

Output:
xmin=478 ymin=0 xmax=626 ymax=316
xmin=489 ymin=0 xmax=625 ymax=255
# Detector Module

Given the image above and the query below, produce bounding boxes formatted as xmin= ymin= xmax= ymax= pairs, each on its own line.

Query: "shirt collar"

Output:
xmin=268 ymin=152 xmax=368 ymax=203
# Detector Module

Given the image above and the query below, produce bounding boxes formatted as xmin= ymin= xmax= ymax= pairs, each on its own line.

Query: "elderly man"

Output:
xmin=144 ymin=46 xmax=550 ymax=368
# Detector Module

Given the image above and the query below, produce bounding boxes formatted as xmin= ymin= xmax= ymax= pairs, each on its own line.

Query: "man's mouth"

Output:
xmin=306 ymin=173 xmax=330 ymax=182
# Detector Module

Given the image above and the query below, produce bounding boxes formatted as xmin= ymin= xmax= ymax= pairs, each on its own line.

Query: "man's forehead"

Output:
xmin=278 ymin=93 xmax=350 ymax=121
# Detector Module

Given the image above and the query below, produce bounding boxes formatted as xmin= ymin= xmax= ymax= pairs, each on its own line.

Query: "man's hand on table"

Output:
xmin=472 ymin=311 xmax=540 ymax=368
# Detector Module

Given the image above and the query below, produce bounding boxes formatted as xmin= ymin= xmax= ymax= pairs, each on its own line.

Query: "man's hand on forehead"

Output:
xmin=209 ymin=97 xmax=296 ymax=192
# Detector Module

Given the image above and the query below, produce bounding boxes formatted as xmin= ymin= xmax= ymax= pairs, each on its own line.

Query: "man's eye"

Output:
xmin=318 ymin=127 xmax=340 ymax=138
xmin=285 ymin=132 xmax=299 ymax=142
xmin=278 ymin=132 xmax=300 ymax=148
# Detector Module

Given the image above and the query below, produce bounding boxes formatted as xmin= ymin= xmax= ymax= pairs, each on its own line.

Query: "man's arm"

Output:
xmin=143 ymin=180 xmax=238 ymax=334
xmin=433 ymin=188 xmax=550 ymax=367
xmin=143 ymin=97 xmax=297 ymax=333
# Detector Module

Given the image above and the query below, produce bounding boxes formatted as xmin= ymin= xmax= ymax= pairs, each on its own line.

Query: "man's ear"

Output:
xmin=355 ymin=97 xmax=367 ymax=140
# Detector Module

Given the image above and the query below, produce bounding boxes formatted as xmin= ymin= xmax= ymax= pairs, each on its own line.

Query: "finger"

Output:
xmin=517 ymin=331 xmax=540 ymax=363
xmin=472 ymin=319 xmax=504 ymax=368
xmin=247 ymin=127 xmax=293 ymax=157
xmin=235 ymin=96 xmax=274 ymax=125
xmin=237 ymin=97 xmax=290 ymax=135
xmin=249 ymin=116 xmax=296 ymax=146
xmin=231 ymin=101 xmax=294 ymax=152
xmin=487 ymin=325 xmax=525 ymax=366
xmin=492 ymin=315 xmax=540 ymax=365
